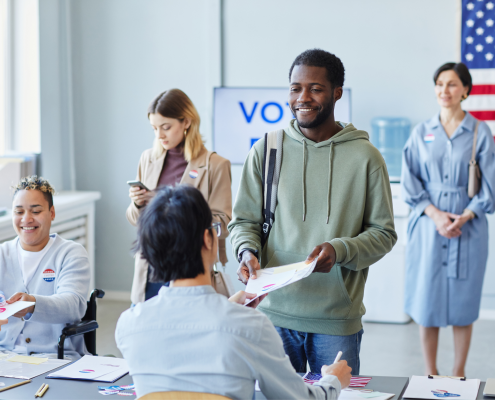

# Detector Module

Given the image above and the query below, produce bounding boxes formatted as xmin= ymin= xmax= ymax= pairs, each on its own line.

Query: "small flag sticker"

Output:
xmin=424 ymin=133 xmax=435 ymax=143
xmin=189 ymin=170 xmax=199 ymax=179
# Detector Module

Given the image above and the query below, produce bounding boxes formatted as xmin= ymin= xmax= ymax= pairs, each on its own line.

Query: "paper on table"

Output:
xmin=244 ymin=257 xmax=318 ymax=305
xmin=403 ymin=376 xmax=480 ymax=400
xmin=340 ymin=390 xmax=395 ymax=400
xmin=0 ymin=355 xmax=70 ymax=379
xmin=7 ymin=355 xmax=48 ymax=365
xmin=0 ymin=301 xmax=35 ymax=319
xmin=47 ymin=355 xmax=129 ymax=382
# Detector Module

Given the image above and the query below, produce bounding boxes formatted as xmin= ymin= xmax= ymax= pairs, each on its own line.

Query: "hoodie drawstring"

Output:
xmin=326 ymin=142 xmax=334 ymax=224
xmin=302 ymin=139 xmax=307 ymax=222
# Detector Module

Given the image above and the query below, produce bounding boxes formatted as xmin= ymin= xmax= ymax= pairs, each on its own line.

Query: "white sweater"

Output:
xmin=0 ymin=234 xmax=90 ymax=358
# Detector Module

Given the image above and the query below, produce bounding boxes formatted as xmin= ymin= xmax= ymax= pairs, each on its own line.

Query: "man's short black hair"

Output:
xmin=433 ymin=62 xmax=473 ymax=95
xmin=289 ymin=48 xmax=345 ymax=88
xmin=134 ymin=185 xmax=213 ymax=283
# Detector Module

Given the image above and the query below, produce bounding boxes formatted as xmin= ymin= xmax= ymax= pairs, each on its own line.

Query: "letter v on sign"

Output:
xmin=239 ymin=102 xmax=258 ymax=123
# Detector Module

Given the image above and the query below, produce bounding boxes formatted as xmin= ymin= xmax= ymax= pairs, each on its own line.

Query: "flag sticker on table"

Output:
xmin=461 ymin=0 xmax=495 ymax=135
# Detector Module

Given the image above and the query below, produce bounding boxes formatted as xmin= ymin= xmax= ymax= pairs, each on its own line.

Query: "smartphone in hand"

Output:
xmin=127 ymin=180 xmax=150 ymax=191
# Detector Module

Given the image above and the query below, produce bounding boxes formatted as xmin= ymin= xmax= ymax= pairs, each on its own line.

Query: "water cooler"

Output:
xmin=363 ymin=118 xmax=411 ymax=323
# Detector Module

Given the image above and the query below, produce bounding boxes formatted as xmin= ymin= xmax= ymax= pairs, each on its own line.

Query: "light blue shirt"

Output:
xmin=116 ymin=285 xmax=341 ymax=400
xmin=0 ymin=234 xmax=90 ymax=357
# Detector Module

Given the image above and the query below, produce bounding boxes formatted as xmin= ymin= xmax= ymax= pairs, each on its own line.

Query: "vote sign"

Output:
xmin=213 ymin=87 xmax=351 ymax=164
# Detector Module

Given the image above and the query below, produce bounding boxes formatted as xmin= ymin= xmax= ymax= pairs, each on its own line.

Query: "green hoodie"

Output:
xmin=228 ymin=119 xmax=397 ymax=336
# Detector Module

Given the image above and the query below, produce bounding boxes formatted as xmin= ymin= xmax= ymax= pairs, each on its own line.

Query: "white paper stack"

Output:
xmin=244 ymin=257 xmax=318 ymax=305
xmin=47 ymin=355 xmax=128 ymax=383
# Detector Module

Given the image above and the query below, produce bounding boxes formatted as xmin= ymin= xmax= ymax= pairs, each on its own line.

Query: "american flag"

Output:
xmin=302 ymin=372 xmax=372 ymax=387
xmin=462 ymin=0 xmax=495 ymax=134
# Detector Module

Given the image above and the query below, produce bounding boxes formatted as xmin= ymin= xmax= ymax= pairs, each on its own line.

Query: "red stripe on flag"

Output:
xmin=470 ymin=85 xmax=495 ymax=95
xmin=468 ymin=110 xmax=495 ymax=120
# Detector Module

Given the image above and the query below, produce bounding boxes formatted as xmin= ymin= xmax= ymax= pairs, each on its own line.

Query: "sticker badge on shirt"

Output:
xmin=42 ymin=268 xmax=55 ymax=282
xmin=189 ymin=170 xmax=199 ymax=179
xmin=424 ymin=133 xmax=435 ymax=143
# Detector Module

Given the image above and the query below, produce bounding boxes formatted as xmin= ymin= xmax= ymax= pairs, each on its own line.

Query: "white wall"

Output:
xmin=39 ymin=0 xmax=494 ymax=307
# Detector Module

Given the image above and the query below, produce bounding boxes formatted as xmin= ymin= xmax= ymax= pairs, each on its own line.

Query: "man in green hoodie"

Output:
xmin=228 ymin=49 xmax=397 ymax=375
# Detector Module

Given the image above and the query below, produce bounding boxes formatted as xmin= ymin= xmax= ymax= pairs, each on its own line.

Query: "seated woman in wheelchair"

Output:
xmin=116 ymin=185 xmax=351 ymax=400
xmin=0 ymin=176 xmax=90 ymax=359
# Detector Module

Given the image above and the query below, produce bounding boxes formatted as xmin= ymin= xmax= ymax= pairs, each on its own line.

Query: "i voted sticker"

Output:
xmin=189 ymin=170 xmax=199 ymax=179
xmin=42 ymin=269 xmax=55 ymax=282
xmin=424 ymin=133 xmax=435 ymax=143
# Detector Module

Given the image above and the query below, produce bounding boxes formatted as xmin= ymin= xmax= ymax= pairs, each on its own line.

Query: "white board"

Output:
xmin=213 ymin=87 xmax=351 ymax=164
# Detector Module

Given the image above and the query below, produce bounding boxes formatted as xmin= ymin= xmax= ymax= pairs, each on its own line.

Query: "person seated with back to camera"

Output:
xmin=115 ymin=185 xmax=351 ymax=400
xmin=0 ymin=176 xmax=90 ymax=359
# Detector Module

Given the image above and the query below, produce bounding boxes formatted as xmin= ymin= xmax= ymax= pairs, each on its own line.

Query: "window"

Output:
xmin=0 ymin=0 xmax=40 ymax=156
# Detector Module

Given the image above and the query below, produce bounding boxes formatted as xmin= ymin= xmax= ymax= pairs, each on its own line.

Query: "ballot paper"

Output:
xmin=0 ymin=301 xmax=35 ymax=319
xmin=7 ymin=355 xmax=48 ymax=365
xmin=244 ymin=258 xmax=318 ymax=305
xmin=47 ymin=355 xmax=129 ymax=382
xmin=0 ymin=354 xmax=70 ymax=379
xmin=403 ymin=376 xmax=480 ymax=400
xmin=340 ymin=389 xmax=395 ymax=400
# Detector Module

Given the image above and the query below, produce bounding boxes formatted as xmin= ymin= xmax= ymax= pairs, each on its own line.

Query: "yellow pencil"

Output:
xmin=37 ymin=384 xmax=49 ymax=398
xmin=0 ymin=379 xmax=31 ymax=392
xmin=35 ymin=383 xmax=46 ymax=397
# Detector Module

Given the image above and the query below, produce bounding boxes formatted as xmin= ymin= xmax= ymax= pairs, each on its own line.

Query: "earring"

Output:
xmin=461 ymin=94 xmax=468 ymax=102
xmin=184 ymin=130 xmax=187 ymax=136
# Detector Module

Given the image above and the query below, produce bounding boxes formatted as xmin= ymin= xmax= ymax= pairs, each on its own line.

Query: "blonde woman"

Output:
xmin=126 ymin=89 xmax=232 ymax=303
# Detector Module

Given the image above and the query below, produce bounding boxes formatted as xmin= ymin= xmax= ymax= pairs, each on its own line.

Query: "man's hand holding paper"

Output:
xmin=243 ymin=257 xmax=319 ymax=305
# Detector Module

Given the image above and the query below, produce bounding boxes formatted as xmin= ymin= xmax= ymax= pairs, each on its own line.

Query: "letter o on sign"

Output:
xmin=261 ymin=102 xmax=283 ymax=123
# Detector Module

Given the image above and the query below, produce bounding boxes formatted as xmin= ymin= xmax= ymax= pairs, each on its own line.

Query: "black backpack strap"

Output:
xmin=261 ymin=129 xmax=284 ymax=248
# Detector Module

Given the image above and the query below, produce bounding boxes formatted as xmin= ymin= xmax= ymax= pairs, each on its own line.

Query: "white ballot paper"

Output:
xmin=244 ymin=257 xmax=318 ymax=305
xmin=340 ymin=389 xmax=395 ymax=400
xmin=0 ymin=301 xmax=35 ymax=319
xmin=403 ymin=376 xmax=480 ymax=400
xmin=47 ymin=355 xmax=129 ymax=382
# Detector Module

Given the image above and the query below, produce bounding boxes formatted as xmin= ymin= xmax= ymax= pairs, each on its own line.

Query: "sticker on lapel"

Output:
xmin=424 ymin=133 xmax=435 ymax=143
xmin=42 ymin=268 xmax=55 ymax=282
xmin=189 ymin=170 xmax=199 ymax=179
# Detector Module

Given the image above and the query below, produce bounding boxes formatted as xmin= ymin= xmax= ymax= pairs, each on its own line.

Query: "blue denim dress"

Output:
xmin=401 ymin=112 xmax=495 ymax=327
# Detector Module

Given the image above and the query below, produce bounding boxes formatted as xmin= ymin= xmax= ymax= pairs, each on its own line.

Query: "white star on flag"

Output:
xmin=467 ymin=2 xmax=475 ymax=9
xmin=477 ymin=27 xmax=485 ymax=35
xmin=486 ymin=53 xmax=494 ymax=61
xmin=476 ymin=44 xmax=485 ymax=52
xmin=466 ymin=53 xmax=474 ymax=61
xmin=488 ymin=19 xmax=495 ymax=27
xmin=467 ymin=36 xmax=474 ymax=43
xmin=477 ymin=10 xmax=485 ymax=18
xmin=488 ymin=2 xmax=495 ymax=10
xmin=486 ymin=35 xmax=494 ymax=43
xmin=467 ymin=19 xmax=475 ymax=27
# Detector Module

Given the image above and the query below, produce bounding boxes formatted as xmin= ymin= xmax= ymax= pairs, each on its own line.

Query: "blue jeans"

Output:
xmin=275 ymin=327 xmax=364 ymax=375
xmin=145 ymin=267 xmax=169 ymax=300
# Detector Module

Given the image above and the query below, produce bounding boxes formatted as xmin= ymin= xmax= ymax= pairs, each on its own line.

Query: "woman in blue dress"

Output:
xmin=402 ymin=62 xmax=495 ymax=377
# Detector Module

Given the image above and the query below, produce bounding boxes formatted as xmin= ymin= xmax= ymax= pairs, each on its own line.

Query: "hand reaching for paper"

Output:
xmin=7 ymin=292 xmax=36 ymax=317
xmin=228 ymin=291 xmax=267 ymax=308
xmin=306 ymin=242 xmax=336 ymax=273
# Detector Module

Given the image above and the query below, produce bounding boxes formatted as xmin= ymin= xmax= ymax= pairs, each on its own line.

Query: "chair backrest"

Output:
xmin=83 ymin=288 xmax=105 ymax=354
xmin=138 ymin=392 xmax=231 ymax=400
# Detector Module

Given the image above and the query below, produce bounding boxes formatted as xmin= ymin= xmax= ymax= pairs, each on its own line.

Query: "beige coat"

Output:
xmin=126 ymin=146 xmax=232 ymax=304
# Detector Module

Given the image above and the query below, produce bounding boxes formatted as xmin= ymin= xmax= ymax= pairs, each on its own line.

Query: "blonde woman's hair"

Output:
xmin=148 ymin=89 xmax=204 ymax=162
xmin=13 ymin=175 xmax=55 ymax=208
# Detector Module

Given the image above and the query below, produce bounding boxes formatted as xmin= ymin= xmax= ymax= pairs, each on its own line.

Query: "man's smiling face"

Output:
xmin=13 ymin=189 xmax=55 ymax=251
xmin=289 ymin=65 xmax=335 ymax=129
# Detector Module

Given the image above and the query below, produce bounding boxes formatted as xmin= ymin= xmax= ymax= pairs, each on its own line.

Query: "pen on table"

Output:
xmin=37 ymin=383 xmax=49 ymax=398
xmin=0 ymin=379 xmax=31 ymax=393
xmin=333 ymin=351 xmax=343 ymax=364
xmin=35 ymin=383 xmax=46 ymax=397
